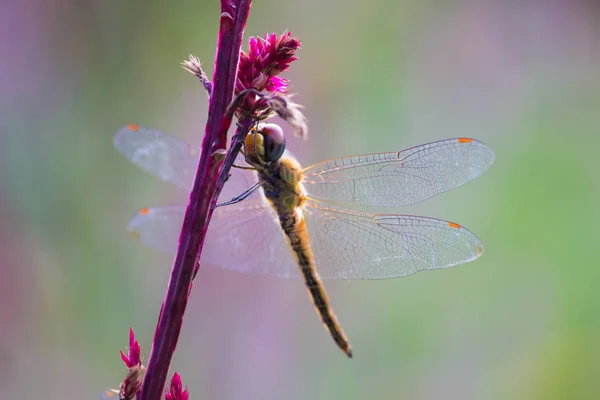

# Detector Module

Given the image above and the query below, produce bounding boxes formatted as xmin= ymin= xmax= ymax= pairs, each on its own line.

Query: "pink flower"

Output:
xmin=120 ymin=327 xmax=142 ymax=368
xmin=165 ymin=373 xmax=189 ymax=400
xmin=117 ymin=328 xmax=145 ymax=399
xmin=235 ymin=32 xmax=301 ymax=116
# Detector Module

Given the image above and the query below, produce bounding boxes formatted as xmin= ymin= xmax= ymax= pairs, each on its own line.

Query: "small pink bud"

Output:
xmin=120 ymin=327 xmax=142 ymax=368
xmin=165 ymin=373 xmax=189 ymax=400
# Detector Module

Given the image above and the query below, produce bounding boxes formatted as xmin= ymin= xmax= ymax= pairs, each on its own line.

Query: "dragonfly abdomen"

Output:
xmin=280 ymin=211 xmax=353 ymax=358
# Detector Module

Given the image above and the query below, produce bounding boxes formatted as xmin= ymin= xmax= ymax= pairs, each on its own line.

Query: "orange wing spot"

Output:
xmin=130 ymin=230 xmax=141 ymax=240
xmin=448 ymin=222 xmax=461 ymax=229
xmin=127 ymin=123 xmax=140 ymax=131
xmin=457 ymin=137 xmax=473 ymax=143
xmin=475 ymin=245 xmax=484 ymax=256
xmin=139 ymin=207 xmax=150 ymax=215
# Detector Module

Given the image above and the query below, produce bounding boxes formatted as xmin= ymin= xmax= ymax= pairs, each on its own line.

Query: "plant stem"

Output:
xmin=138 ymin=1 xmax=252 ymax=399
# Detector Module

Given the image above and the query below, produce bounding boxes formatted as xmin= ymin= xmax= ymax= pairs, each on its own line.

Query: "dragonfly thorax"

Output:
xmin=243 ymin=123 xmax=305 ymax=212
xmin=258 ymin=157 xmax=306 ymax=213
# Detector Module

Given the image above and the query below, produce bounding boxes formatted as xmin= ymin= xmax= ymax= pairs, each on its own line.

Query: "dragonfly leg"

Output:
xmin=232 ymin=164 xmax=255 ymax=170
xmin=231 ymin=146 xmax=255 ymax=170
xmin=215 ymin=181 xmax=261 ymax=208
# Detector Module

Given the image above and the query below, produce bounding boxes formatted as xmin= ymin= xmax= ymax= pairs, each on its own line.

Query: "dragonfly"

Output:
xmin=114 ymin=123 xmax=495 ymax=358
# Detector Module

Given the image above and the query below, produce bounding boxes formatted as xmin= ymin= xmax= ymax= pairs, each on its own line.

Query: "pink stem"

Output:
xmin=138 ymin=1 xmax=252 ymax=399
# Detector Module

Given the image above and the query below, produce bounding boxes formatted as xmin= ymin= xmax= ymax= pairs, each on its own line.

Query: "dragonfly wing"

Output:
xmin=127 ymin=205 xmax=187 ymax=255
xmin=302 ymin=138 xmax=494 ymax=207
xmin=114 ymin=124 xmax=200 ymax=190
xmin=126 ymin=200 xmax=301 ymax=278
xmin=304 ymin=201 xmax=484 ymax=279
xmin=114 ymin=124 xmax=256 ymax=199
xmin=204 ymin=200 xmax=300 ymax=278
xmin=117 ymin=125 xmax=300 ymax=276
xmin=126 ymin=200 xmax=482 ymax=280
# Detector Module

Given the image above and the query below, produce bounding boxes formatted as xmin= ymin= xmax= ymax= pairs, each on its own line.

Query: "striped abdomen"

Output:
xmin=279 ymin=210 xmax=353 ymax=358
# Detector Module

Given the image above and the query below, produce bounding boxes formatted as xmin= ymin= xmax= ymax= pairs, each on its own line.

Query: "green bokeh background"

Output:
xmin=2 ymin=1 xmax=599 ymax=399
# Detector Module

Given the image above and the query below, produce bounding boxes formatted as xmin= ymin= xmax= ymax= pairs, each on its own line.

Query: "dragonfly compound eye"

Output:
xmin=259 ymin=123 xmax=286 ymax=162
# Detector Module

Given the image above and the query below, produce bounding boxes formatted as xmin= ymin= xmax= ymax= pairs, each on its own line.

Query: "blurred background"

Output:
xmin=2 ymin=0 xmax=600 ymax=399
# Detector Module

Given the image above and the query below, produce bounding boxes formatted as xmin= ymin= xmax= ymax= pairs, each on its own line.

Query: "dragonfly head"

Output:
xmin=245 ymin=123 xmax=286 ymax=165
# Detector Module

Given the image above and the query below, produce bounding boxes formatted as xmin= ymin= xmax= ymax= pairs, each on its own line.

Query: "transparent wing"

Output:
xmin=114 ymin=124 xmax=257 ymax=199
xmin=302 ymin=138 xmax=495 ymax=207
xmin=127 ymin=198 xmax=483 ymax=280
xmin=116 ymin=124 xmax=299 ymax=277
xmin=303 ymin=201 xmax=483 ymax=279
xmin=114 ymin=124 xmax=201 ymax=190
xmin=126 ymin=200 xmax=300 ymax=278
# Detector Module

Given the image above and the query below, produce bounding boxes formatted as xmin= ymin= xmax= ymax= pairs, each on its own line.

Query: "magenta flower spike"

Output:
xmin=237 ymin=32 xmax=300 ymax=93
xmin=235 ymin=32 xmax=301 ymax=117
